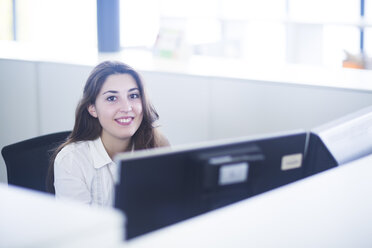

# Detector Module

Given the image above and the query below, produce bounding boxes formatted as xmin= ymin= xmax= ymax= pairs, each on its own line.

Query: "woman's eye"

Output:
xmin=129 ymin=93 xmax=140 ymax=99
xmin=107 ymin=96 xmax=117 ymax=101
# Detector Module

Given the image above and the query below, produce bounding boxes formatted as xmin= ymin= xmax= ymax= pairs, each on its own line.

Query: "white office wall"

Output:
xmin=38 ymin=62 xmax=91 ymax=134
xmin=2 ymin=59 xmax=372 ymax=184
xmin=210 ymin=77 xmax=372 ymax=140
xmin=142 ymin=71 xmax=211 ymax=145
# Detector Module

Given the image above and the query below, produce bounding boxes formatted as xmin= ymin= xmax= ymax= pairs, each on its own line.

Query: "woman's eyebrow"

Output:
xmin=128 ymin=88 xmax=139 ymax=92
xmin=102 ymin=90 xmax=118 ymax=95
xmin=102 ymin=88 xmax=139 ymax=95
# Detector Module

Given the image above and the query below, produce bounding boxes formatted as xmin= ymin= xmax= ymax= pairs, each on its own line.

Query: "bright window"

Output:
xmin=365 ymin=28 xmax=372 ymax=57
xmin=0 ymin=0 xmax=369 ymax=68
xmin=15 ymin=0 xmax=97 ymax=49
xmin=323 ymin=25 xmax=360 ymax=67
xmin=288 ymin=0 xmax=360 ymax=23
xmin=120 ymin=0 xmax=364 ymax=67
xmin=0 ymin=0 xmax=13 ymax=40
xmin=365 ymin=0 xmax=372 ymax=57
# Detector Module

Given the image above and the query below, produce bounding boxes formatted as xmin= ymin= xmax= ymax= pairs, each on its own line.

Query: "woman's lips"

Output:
xmin=115 ymin=117 xmax=134 ymax=125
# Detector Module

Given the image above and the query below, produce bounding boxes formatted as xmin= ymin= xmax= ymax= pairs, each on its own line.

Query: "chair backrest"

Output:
xmin=1 ymin=131 xmax=71 ymax=193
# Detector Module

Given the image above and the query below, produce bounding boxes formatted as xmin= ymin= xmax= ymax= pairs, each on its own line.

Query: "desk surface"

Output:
xmin=127 ymin=154 xmax=372 ymax=248
xmin=0 ymin=185 xmax=125 ymax=248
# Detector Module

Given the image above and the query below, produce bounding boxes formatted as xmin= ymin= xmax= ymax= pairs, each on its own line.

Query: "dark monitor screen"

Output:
xmin=114 ymin=130 xmax=307 ymax=240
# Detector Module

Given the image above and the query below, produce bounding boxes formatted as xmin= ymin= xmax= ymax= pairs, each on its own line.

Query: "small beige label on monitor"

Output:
xmin=281 ymin=153 xmax=303 ymax=170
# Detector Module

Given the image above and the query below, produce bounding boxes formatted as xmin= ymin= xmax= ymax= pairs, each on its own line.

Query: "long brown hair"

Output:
xmin=46 ymin=61 xmax=160 ymax=193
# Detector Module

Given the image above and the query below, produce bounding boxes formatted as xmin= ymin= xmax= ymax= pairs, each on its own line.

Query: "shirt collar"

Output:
xmin=89 ymin=137 xmax=113 ymax=169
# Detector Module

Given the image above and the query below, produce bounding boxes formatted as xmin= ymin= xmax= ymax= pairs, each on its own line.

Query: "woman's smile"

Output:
xmin=115 ymin=116 xmax=134 ymax=125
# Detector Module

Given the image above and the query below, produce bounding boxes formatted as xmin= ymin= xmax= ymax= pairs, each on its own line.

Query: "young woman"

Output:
xmin=46 ymin=61 xmax=169 ymax=207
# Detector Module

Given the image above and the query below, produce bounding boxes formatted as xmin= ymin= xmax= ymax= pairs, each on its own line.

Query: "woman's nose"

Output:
xmin=119 ymin=99 xmax=133 ymax=112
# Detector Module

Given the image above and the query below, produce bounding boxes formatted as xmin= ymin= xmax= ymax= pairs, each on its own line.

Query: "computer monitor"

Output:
xmin=304 ymin=105 xmax=372 ymax=176
xmin=303 ymin=132 xmax=338 ymax=176
xmin=114 ymin=130 xmax=307 ymax=240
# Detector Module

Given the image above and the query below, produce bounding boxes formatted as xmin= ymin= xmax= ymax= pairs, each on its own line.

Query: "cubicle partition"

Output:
xmin=2 ymin=57 xmax=372 ymax=184
xmin=114 ymin=105 xmax=372 ymax=239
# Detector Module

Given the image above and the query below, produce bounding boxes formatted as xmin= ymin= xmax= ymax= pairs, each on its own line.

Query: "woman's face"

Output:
xmin=88 ymin=73 xmax=143 ymax=144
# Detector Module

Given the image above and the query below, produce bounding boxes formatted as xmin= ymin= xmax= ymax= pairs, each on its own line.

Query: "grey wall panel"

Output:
xmin=0 ymin=60 xmax=39 ymax=183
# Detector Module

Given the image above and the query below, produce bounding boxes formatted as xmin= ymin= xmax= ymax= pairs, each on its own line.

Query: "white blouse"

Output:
xmin=54 ymin=137 xmax=119 ymax=207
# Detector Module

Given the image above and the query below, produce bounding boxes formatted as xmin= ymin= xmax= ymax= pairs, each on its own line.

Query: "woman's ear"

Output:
xmin=87 ymin=104 xmax=98 ymax=118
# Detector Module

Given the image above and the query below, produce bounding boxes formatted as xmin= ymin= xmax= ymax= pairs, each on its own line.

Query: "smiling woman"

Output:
xmin=46 ymin=61 xmax=170 ymax=207
xmin=87 ymin=73 xmax=145 ymax=158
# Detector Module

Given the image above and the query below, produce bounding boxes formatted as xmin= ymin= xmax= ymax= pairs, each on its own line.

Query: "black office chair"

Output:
xmin=1 ymin=131 xmax=71 ymax=193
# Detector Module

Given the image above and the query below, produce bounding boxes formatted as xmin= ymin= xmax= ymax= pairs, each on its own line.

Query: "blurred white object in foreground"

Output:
xmin=0 ymin=184 xmax=125 ymax=248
